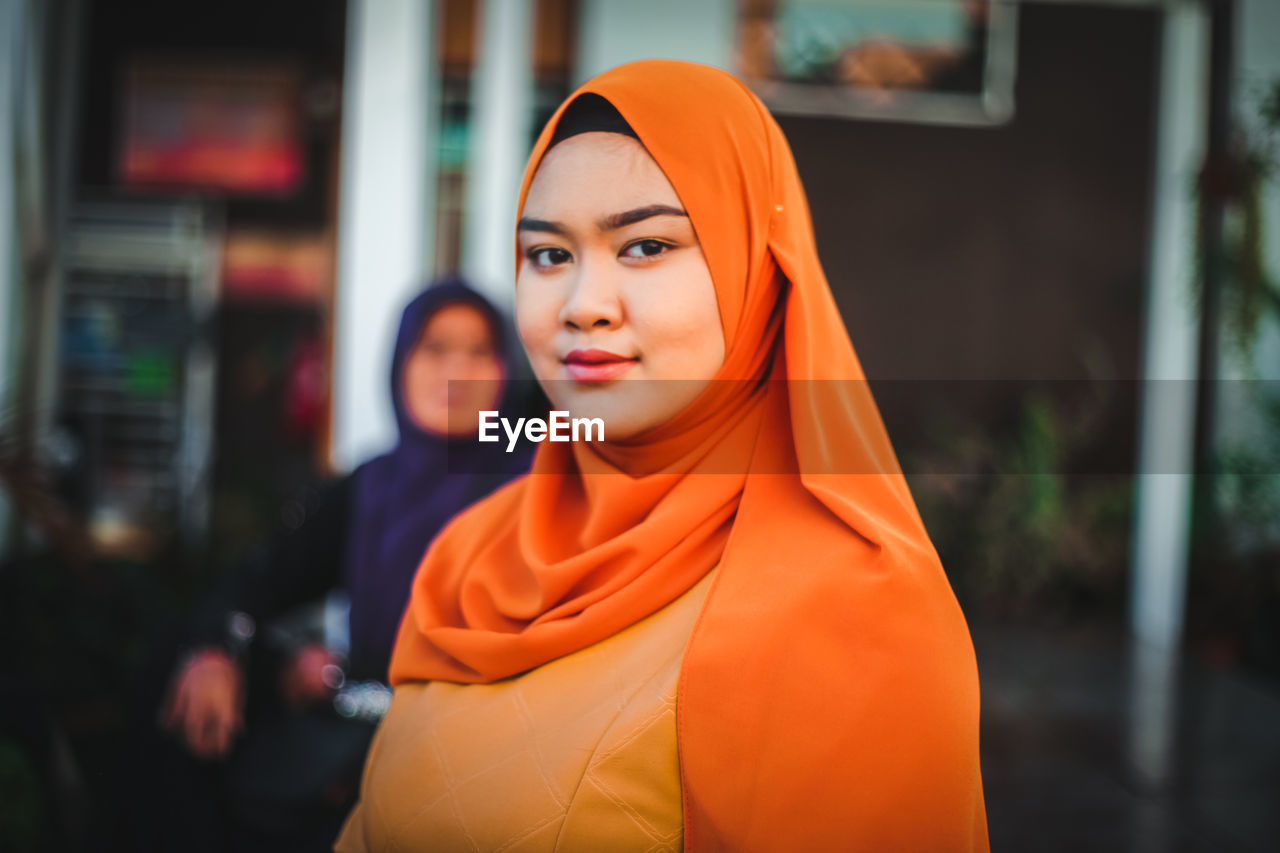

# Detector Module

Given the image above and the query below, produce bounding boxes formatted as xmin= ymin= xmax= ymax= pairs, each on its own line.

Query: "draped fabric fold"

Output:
xmin=389 ymin=60 xmax=987 ymax=852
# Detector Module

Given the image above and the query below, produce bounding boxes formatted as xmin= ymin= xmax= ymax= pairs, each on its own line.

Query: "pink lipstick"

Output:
xmin=563 ymin=348 xmax=637 ymax=383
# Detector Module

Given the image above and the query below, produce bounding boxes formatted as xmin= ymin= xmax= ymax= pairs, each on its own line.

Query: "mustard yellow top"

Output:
xmin=335 ymin=569 xmax=716 ymax=852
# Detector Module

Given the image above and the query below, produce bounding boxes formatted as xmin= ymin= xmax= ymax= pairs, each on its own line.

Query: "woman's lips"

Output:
xmin=563 ymin=348 xmax=637 ymax=383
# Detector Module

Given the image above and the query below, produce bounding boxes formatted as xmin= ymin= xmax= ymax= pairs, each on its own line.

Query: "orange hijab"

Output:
xmin=390 ymin=60 xmax=987 ymax=852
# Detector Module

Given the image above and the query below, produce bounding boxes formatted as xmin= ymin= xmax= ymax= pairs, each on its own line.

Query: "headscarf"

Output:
xmin=342 ymin=279 xmax=529 ymax=680
xmin=389 ymin=62 xmax=987 ymax=851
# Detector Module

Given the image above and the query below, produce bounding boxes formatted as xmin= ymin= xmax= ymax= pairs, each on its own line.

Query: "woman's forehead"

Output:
xmin=523 ymin=133 xmax=682 ymax=218
xmin=420 ymin=303 xmax=494 ymax=340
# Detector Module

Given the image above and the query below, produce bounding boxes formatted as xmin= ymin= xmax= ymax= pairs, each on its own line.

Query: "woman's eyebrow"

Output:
xmin=516 ymin=205 xmax=688 ymax=236
xmin=597 ymin=204 xmax=687 ymax=231
xmin=516 ymin=217 xmax=567 ymax=235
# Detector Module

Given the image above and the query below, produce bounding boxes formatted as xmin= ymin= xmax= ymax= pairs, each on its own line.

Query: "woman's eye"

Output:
xmin=528 ymin=247 xmax=571 ymax=269
xmin=621 ymin=239 xmax=671 ymax=260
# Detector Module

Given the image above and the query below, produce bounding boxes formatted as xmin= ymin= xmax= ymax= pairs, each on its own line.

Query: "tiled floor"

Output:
xmin=975 ymin=625 xmax=1280 ymax=852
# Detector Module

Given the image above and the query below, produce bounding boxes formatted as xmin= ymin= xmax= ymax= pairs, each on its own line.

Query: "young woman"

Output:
xmin=146 ymin=280 xmax=530 ymax=851
xmin=338 ymin=61 xmax=987 ymax=852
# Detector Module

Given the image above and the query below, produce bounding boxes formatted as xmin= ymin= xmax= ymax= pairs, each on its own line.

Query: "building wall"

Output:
xmin=809 ymin=3 xmax=1158 ymax=479
xmin=574 ymin=0 xmax=735 ymax=84
xmin=785 ymin=4 xmax=1157 ymax=388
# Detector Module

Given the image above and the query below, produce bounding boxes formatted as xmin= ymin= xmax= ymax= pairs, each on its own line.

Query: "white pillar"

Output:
xmin=1129 ymin=3 xmax=1210 ymax=650
xmin=333 ymin=0 xmax=437 ymax=469
xmin=462 ymin=0 xmax=533 ymax=312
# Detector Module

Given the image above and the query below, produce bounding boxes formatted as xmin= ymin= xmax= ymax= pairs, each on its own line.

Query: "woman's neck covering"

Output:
xmin=342 ymin=279 xmax=529 ymax=680
xmin=388 ymin=62 xmax=987 ymax=851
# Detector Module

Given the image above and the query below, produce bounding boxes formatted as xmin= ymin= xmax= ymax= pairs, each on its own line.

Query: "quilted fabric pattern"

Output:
xmin=336 ymin=569 xmax=716 ymax=852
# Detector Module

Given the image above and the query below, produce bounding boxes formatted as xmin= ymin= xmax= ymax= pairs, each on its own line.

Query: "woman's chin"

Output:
xmin=547 ymin=402 xmax=670 ymax=448
xmin=536 ymin=376 xmax=711 ymax=445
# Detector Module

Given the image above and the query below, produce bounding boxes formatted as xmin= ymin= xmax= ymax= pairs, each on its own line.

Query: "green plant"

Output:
xmin=1195 ymin=76 xmax=1280 ymax=362
xmin=906 ymin=386 xmax=1133 ymax=622
xmin=0 ymin=737 xmax=46 ymax=852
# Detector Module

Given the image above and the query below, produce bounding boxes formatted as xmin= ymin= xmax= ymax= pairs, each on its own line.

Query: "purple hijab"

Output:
xmin=342 ymin=280 xmax=531 ymax=680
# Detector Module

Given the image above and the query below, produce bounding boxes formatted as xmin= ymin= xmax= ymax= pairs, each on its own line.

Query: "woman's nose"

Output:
xmin=442 ymin=350 xmax=468 ymax=375
xmin=559 ymin=258 xmax=623 ymax=331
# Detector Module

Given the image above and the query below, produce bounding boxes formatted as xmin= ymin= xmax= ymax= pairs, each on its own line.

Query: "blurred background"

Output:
xmin=1 ymin=0 xmax=1278 ymax=850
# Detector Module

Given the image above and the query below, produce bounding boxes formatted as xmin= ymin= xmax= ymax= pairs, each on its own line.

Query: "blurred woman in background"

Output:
xmin=339 ymin=61 xmax=986 ymax=852
xmin=134 ymin=280 xmax=531 ymax=852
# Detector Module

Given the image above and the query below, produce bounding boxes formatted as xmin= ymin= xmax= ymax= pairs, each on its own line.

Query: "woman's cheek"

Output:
xmin=636 ymin=297 xmax=709 ymax=356
xmin=515 ymin=288 xmax=550 ymax=360
xmin=516 ymin=314 xmax=559 ymax=382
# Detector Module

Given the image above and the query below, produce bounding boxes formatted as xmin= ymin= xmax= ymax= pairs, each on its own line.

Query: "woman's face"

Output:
xmin=516 ymin=132 xmax=725 ymax=441
xmin=402 ymin=302 xmax=505 ymax=436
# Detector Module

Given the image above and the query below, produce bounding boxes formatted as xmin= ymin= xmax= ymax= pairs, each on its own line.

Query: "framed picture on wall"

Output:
xmin=736 ymin=0 xmax=1019 ymax=126
xmin=119 ymin=61 xmax=307 ymax=196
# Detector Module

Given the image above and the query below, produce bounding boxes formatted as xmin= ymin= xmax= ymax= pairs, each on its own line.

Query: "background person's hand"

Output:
xmin=279 ymin=643 xmax=341 ymax=711
xmin=161 ymin=648 xmax=244 ymax=759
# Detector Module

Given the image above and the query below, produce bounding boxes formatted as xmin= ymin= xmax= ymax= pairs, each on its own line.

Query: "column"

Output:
xmin=1130 ymin=3 xmax=1209 ymax=651
xmin=462 ymin=0 xmax=534 ymax=312
xmin=333 ymin=0 xmax=438 ymax=469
